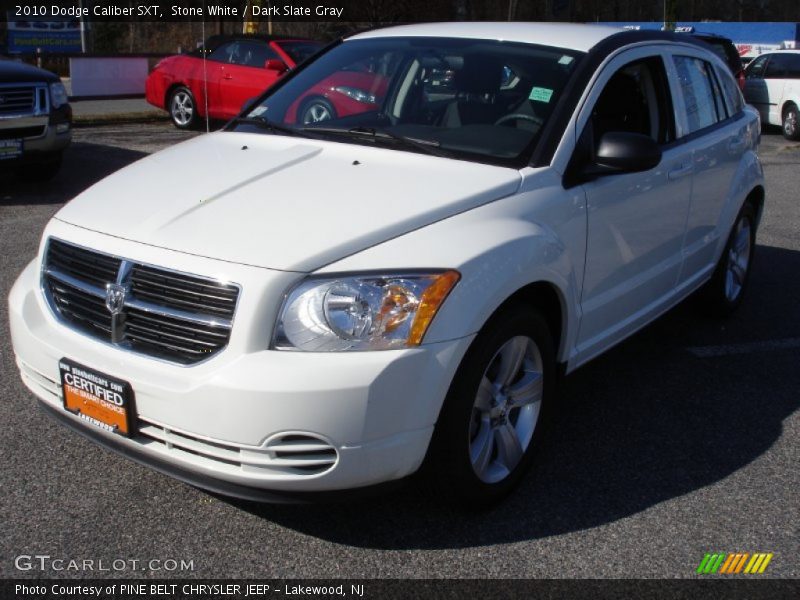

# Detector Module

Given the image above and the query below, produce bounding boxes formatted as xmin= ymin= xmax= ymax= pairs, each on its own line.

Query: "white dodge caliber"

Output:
xmin=9 ymin=23 xmax=764 ymax=505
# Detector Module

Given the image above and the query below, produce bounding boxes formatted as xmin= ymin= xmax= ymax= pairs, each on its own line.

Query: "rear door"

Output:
xmin=667 ymin=50 xmax=749 ymax=285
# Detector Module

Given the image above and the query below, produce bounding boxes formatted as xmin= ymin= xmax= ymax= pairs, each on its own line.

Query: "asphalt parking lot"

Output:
xmin=1 ymin=123 xmax=798 ymax=579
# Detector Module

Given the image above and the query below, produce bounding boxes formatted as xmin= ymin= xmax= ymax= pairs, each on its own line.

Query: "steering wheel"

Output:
xmin=495 ymin=113 xmax=544 ymax=127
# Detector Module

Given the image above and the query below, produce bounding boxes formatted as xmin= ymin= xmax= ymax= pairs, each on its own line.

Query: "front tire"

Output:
xmin=783 ymin=104 xmax=800 ymax=141
xmin=699 ymin=202 xmax=757 ymax=316
xmin=169 ymin=86 xmax=199 ymax=130
xmin=424 ymin=305 xmax=555 ymax=506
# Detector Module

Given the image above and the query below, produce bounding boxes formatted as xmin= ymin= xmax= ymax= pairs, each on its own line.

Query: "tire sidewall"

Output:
xmin=427 ymin=305 xmax=556 ymax=505
xmin=708 ymin=202 xmax=757 ymax=314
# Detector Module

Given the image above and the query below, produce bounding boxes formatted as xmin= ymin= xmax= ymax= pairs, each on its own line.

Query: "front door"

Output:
xmin=574 ymin=50 xmax=693 ymax=359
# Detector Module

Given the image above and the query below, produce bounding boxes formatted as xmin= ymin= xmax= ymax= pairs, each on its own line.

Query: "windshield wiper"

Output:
xmin=300 ymin=126 xmax=449 ymax=158
xmin=230 ymin=116 xmax=316 ymax=138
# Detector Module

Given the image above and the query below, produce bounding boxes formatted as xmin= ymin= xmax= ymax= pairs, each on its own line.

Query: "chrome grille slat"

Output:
xmin=123 ymin=309 xmax=230 ymax=339
xmin=0 ymin=83 xmax=48 ymax=116
xmin=130 ymin=264 xmax=238 ymax=317
xmin=47 ymin=280 xmax=112 ymax=335
xmin=43 ymin=238 xmax=240 ymax=365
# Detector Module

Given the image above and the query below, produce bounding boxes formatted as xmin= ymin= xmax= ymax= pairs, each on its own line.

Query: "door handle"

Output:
xmin=668 ymin=163 xmax=693 ymax=180
xmin=223 ymin=74 xmax=233 ymax=80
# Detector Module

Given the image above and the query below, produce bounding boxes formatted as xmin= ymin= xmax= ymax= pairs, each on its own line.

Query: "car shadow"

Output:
xmin=0 ymin=142 xmax=148 ymax=206
xmin=223 ymin=244 xmax=800 ymax=550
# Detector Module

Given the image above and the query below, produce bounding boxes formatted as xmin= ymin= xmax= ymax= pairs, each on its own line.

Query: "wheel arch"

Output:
xmin=487 ymin=280 xmax=567 ymax=367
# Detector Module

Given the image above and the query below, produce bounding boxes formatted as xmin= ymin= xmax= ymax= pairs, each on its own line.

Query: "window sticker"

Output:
xmin=529 ymin=87 xmax=554 ymax=102
xmin=559 ymin=55 xmax=574 ymax=65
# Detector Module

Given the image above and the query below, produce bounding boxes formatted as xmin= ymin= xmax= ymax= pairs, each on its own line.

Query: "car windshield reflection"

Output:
xmin=234 ymin=37 xmax=583 ymax=166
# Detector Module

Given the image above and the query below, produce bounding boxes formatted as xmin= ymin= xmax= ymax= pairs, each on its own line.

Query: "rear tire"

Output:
xmin=783 ymin=104 xmax=800 ymax=141
xmin=423 ymin=305 xmax=555 ymax=507
xmin=698 ymin=202 xmax=757 ymax=316
xmin=169 ymin=86 xmax=199 ymax=130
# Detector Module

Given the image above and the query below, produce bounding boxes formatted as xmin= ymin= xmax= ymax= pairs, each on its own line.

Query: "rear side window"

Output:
xmin=764 ymin=53 xmax=800 ymax=79
xmin=672 ymin=56 xmax=726 ymax=134
xmin=717 ymin=65 xmax=745 ymax=115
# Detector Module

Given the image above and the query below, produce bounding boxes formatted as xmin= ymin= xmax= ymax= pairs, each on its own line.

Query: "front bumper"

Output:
xmin=9 ymin=228 xmax=473 ymax=496
xmin=0 ymin=106 xmax=71 ymax=168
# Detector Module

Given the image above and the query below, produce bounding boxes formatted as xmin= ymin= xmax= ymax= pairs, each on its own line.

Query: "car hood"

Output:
xmin=0 ymin=58 xmax=60 ymax=83
xmin=55 ymin=132 xmax=521 ymax=272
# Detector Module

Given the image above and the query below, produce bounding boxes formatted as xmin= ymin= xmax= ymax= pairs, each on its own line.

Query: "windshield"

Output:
xmin=277 ymin=40 xmax=325 ymax=64
xmin=235 ymin=37 xmax=583 ymax=166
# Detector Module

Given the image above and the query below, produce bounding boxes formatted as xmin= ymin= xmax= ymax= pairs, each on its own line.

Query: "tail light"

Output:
xmin=737 ymin=70 xmax=745 ymax=91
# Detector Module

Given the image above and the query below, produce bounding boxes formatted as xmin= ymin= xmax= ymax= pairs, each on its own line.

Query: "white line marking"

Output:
xmin=688 ymin=338 xmax=800 ymax=358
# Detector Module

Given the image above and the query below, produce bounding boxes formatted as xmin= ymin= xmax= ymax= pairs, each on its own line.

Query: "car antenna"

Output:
xmin=201 ymin=2 xmax=210 ymax=133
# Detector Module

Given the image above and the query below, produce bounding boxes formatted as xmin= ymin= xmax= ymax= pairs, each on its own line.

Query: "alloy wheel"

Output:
xmin=171 ymin=91 xmax=194 ymax=127
xmin=469 ymin=335 xmax=544 ymax=484
xmin=725 ymin=216 xmax=752 ymax=302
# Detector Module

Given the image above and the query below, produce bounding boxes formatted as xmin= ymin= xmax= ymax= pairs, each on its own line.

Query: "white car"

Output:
xmin=743 ymin=49 xmax=800 ymax=140
xmin=9 ymin=23 xmax=764 ymax=505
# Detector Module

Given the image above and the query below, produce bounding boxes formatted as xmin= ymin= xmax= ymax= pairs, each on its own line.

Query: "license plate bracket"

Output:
xmin=0 ymin=139 xmax=23 ymax=161
xmin=59 ymin=358 xmax=137 ymax=437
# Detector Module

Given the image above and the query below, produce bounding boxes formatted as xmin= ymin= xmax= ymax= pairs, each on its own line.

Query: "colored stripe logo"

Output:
xmin=697 ymin=552 xmax=773 ymax=574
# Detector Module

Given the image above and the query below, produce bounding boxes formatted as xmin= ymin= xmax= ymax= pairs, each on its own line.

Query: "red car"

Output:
xmin=146 ymin=35 xmax=326 ymax=129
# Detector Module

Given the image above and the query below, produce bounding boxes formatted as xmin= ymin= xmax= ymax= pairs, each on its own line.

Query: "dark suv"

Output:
xmin=0 ymin=58 xmax=72 ymax=180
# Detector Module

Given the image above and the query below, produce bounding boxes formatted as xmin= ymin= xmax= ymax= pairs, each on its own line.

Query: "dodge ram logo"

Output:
xmin=105 ymin=283 xmax=127 ymax=315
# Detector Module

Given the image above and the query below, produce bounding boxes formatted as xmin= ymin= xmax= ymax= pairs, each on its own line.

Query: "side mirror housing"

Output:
xmin=264 ymin=59 xmax=288 ymax=73
xmin=592 ymin=131 xmax=662 ymax=174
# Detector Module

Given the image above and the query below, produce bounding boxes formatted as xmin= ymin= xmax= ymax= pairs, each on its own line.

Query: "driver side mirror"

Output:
xmin=586 ymin=131 xmax=662 ymax=176
xmin=265 ymin=59 xmax=288 ymax=74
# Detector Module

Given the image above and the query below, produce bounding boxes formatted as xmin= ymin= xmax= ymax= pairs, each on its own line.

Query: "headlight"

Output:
xmin=49 ymin=82 xmax=68 ymax=108
xmin=332 ymin=86 xmax=377 ymax=104
xmin=274 ymin=271 xmax=460 ymax=351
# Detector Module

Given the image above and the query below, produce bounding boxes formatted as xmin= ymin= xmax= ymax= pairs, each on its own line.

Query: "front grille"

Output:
xmin=0 ymin=126 xmax=45 ymax=140
xmin=42 ymin=238 xmax=240 ymax=365
xmin=0 ymin=84 xmax=44 ymax=115
xmin=130 ymin=264 xmax=239 ymax=318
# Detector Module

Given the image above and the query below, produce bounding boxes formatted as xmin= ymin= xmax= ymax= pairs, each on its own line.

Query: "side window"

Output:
xmin=745 ymin=54 xmax=769 ymax=80
xmin=763 ymin=53 xmax=800 ymax=79
xmin=788 ymin=55 xmax=800 ymax=78
xmin=672 ymin=56 xmax=724 ymax=134
xmin=717 ymin=65 xmax=745 ymax=115
xmin=208 ymin=42 xmax=236 ymax=63
xmin=591 ymin=56 xmax=674 ymax=145
xmin=230 ymin=41 xmax=279 ymax=68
